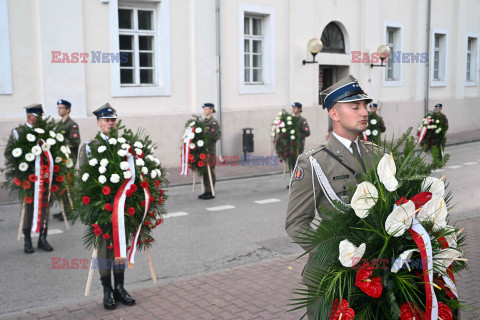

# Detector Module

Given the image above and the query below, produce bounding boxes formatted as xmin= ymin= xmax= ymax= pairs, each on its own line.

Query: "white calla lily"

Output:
xmin=385 ymin=201 xmax=416 ymax=237
xmin=391 ymin=249 xmax=419 ymax=273
xmin=377 ymin=153 xmax=398 ymax=191
xmin=417 ymin=196 xmax=448 ymax=231
xmin=421 ymin=176 xmax=445 ymax=197
xmin=435 ymin=248 xmax=463 ymax=273
xmin=350 ymin=181 xmax=378 ymax=218
xmin=338 ymin=240 xmax=366 ymax=268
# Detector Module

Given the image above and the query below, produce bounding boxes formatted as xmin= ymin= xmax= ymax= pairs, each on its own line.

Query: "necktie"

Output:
xmin=351 ymin=141 xmax=366 ymax=173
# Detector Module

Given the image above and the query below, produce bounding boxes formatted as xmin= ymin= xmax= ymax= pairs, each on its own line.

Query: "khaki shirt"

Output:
xmin=203 ymin=116 xmax=221 ymax=156
xmin=59 ymin=116 xmax=81 ymax=161
xmin=285 ymin=134 xmax=383 ymax=252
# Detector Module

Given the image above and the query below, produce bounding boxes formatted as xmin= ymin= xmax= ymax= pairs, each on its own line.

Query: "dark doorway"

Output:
xmin=319 ymin=67 xmax=335 ymax=105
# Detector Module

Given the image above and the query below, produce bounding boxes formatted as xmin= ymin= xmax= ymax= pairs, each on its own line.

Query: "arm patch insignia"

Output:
xmin=295 ymin=167 xmax=304 ymax=180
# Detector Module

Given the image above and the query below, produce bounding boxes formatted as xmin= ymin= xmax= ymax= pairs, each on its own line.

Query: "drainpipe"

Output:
xmin=215 ymin=0 xmax=223 ymax=161
xmin=424 ymin=0 xmax=431 ymax=116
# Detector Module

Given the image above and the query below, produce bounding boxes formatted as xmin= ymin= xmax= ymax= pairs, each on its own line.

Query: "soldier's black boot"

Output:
xmin=198 ymin=192 xmax=206 ymax=199
xmin=101 ymin=275 xmax=116 ymax=310
xmin=37 ymin=228 xmax=53 ymax=252
xmin=202 ymin=192 xmax=215 ymax=200
xmin=113 ymin=273 xmax=136 ymax=306
xmin=23 ymin=229 xmax=34 ymax=254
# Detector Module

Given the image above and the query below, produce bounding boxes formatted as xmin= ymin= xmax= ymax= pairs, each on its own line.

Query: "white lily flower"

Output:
xmin=108 ymin=138 xmax=117 ymax=145
xmin=391 ymin=249 xmax=419 ymax=273
xmin=120 ymin=161 xmax=129 ymax=171
xmin=31 ymin=145 xmax=42 ymax=156
xmin=89 ymin=159 xmax=98 ymax=166
xmin=377 ymin=153 xmax=398 ymax=191
xmin=435 ymin=248 xmax=463 ymax=274
xmin=12 ymin=148 xmax=22 ymax=158
xmin=82 ymin=173 xmax=89 ymax=182
xmin=25 ymin=153 xmax=34 ymax=162
xmin=350 ymin=181 xmax=378 ymax=218
xmin=34 ymin=128 xmax=45 ymax=134
xmin=385 ymin=201 xmax=415 ymax=237
xmin=338 ymin=240 xmax=366 ymax=268
xmin=421 ymin=176 xmax=445 ymax=197
xmin=417 ymin=196 xmax=448 ymax=231
xmin=66 ymin=158 xmax=73 ymax=168
xmin=110 ymin=174 xmax=120 ymax=183
xmin=27 ymin=134 xmax=36 ymax=142
xmin=19 ymin=162 xmax=28 ymax=171
xmin=56 ymin=133 xmax=64 ymax=142
xmin=46 ymin=138 xmax=56 ymax=146
xmin=100 ymin=159 xmax=108 ymax=167
xmin=98 ymin=146 xmax=107 ymax=153
xmin=98 ymin=175 xmax=107 ymax=184
xmin=123 ymin=171 xmax=132 ymax=179
xmin=197 ymin=140 xmax=204 ymax=147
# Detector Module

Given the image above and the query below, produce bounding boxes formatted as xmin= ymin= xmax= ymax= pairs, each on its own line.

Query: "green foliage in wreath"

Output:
xmin=271 ymin=110 xmax=302 ymax=168
xmin=418 ymin=113 xmax=448 ymax=151
xmin=182 ymin=115 xmax=212 ymax=176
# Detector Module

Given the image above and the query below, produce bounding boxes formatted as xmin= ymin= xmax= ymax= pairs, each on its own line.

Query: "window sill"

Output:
xmin=465 ymin=81 xmax=478 ymax=87
xmin=239 ymin=83 xmax=275 ymax=94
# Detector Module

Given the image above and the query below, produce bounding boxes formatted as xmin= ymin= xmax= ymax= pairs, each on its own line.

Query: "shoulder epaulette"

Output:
xmin=304 ymin=145 xmax=325 ymax=156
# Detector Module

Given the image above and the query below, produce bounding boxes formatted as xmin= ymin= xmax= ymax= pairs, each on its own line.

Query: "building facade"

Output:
xmin=1 ymin=0 xmax=479 ymax=168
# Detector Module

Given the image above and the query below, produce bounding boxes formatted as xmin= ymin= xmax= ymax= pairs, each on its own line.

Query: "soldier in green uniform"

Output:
xmin=5 ymin=104 xmax=53 ymax=253
xmin=198 ymin=103 xmax=221 ymax=200
xmin=292 ymin=102 xmax=311 ymax=155
xmin=78 ymin=104 xmax=135 ymax=310
xmin=53 ymin=99 xmax=80 ymax=221
xmin=285 ymin=75 xmax=383 ymax=319
xmin=366 ymin=103 xmax=386 ymax=144
xmin=434 ymin=103 xmax=449 ymax=129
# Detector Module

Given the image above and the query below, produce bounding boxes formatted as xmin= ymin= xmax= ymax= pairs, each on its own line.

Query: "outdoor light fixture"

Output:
xmin=370 ymin=45 xmax=391 ymax=68
xmin=302 ymin=38 xmax=323 ymax=65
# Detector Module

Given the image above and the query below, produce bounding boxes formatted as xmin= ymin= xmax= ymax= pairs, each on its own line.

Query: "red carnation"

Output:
xmin=141 ymin=200 xmax=146 ymax=207
xmin=14 ymin=178 xmax=21 ymax=186
xmin=24 ymin=197 xmax=33 ymax=204
xmin=93 ymin=228 xmax=102 ymax=236
xmin=82 ymin=196 xmax=90 ymax=205
xmin=189 ymin=158 xmax=196 ymax=163
xmin=155 ymin=180 xmax=160 ymax=187
xmin=55 ymin=176 xmax=64 ymax=182
xmin=107 ymin=245 xmax=114 ymax=249
xmin=103 ymin=234 xmax=111 ymax=240
xmin=156 ymin=219 xmax=163 ymax=226
xmin=140 ymin=181 xmax=148 ymax=188
xmin=330 ymin=299 xmax=355 ymax=320
xmin=188 ymin=154 xmax=194 ymax=160
xmin=199 ymin=153 xmax=206 ymax=160
xmin=127 ymin=207 xmax=135 ymax=216
xmin=29 ymin=174 xmax=38 ymax=182
xmin=22 ymin=181 xmax=31 ymax=189
xmin=130 ymin=184 xmax=138 ymax=192
xmin=149 ymin=211 xmax=155 ymax=217
xmin=198 ymin=161 xmax=204 ymax=167
xmin=102 ymin=186 xmax=111 ymax=195
xmin=126 ymin=190 xmax=133 ymax=197
xmin=104 ymin=203 xmax=113 ymax=211
xmin=158 ymin=197 xmax=162 ymax=205
xmin=41 ymin=165 xmax=48 ymax=172
xmin=158 ymin=189 xmax=164 ymax=196
xmin=92 ymin=223 xmax=99 ymax=228
xmin=354 ymin=263 xmax=383 ymax=298
xmin=51 ymin=185 xmax=59 ymax=192
xmin=144 ymin=220 xmax=151 ymax=226
xmin=53 ymin=165 xmax=60 ymax=173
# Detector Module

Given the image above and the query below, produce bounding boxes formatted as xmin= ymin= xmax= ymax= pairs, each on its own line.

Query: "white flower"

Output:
xmin=46 ymin=138 xmax=56 ymax=146
xmin=117 ymin=137 xmax=126 ymax=144
xmin=135 ymin=148 xmax=143 ymax=156
xmin=66 ymin=146 xmax=71 ymax=154
xmin=287 ymin=121 xmax=292 ymax=126
xmin=108 ymin=138 xmax=117 ymax=145
xmin=82 ymin=173 xmax=89 ymax=182
xmin=34 ymin=128 xmax=45 ymax=134
xmin=290 ymin=135 xmax=295 ymax=140
xmin=146 ymin=155 xmax=154 ymax=161
xmin=66 ymin=158 xmax=73 ymax=168
xmin=98 ymin=175 xmax=107 ymax=184
xmin=56 ymin=133 xmax=64 ymax=142
xmin=417 ymin=196 xmax=448 ymax=231
xmin=436 ymin=120 xmax=440 ymax=123
xmin=385 ymin=201 xmax=415 ymax=237
xmin=41 ymin=143 xmax=50 ymax=151
xmin=136 ymin=158 xmax=145 ymax=166
xmin=365 ymin=129 xmax=371 ymax=136
xmin=150 ymin=147 xmax=155 ymax=153
xmin=60 ymin=146 xmax=69 ymax=155
xmin=350 ymin=181 xmax=378 ymax=218
xmin=271 ymin=132 xmax=276 ymax=137
xmin=19 ymin=162 xmax=28 ymax=171
xmin=98 ymin=166 xmax=106 ymax=174
xmin=290 ymin=130 xmax=295 ymax=134
xmin=276 ymin=129 xmax=280 ymax=133
xmin=98 ymin=146 xmax=107 ymax=153
xmin=273 ymin=119 xmax=280 ymax=125
xmin=100 ymin=159 xmax=108 ymax=167
xmin=118 ymin=149 xmax=127 ymax=157
xmin=377 ymin=153 xmax=398 ymax=192
xmin=120 ymin=161 xmax=129 ymax=170
xmin=27 ymin=134 xmax=36 ymax=142
xmin=49 ymin=130 xmax=56 ymax=138
xmin=370 ymin=119 xmax=377 ymax=125
xmin=435 ymin=128 xmax=441 ymax=134
xmin=134 ymin=141 xmax=143 ymax=148
xmin=189 ymin=143 xmax=196 ymax=149
xmin=194 ymin=127 xmax=202 ymax=134
xmin=435 ymin=248 xmax=463 ymax=273
xmin=421 ymin=176 xmax=445 ymax=197
xmin=151 ymin=170 xmax=157 ymax=179
xmin=121 ymin=143 xmax=130 ymax=150
xmin=142 ymin=167 xmax=148 ymax=175
xmin=372 ymin=130 xmax=378 ymax=136
xmin=280 ymin=122 xmax=285 ymax=128
xmin=123 ymin=171 xmax=132 ymax=179
xmin=55 ymin=156 xmax=62 ymax=163
xmin=278 ymin=111 xmax=283 ymax=116
xmin=156 ymin=169 xmax=162 ymax=177
xmin=89 ymin=159 xmax=98 ymax=166
xmin=391 ymin=249 xmax=419 ymax=273
xmin=197 ymin=140 xmax=204 ymax=147
xmin=286 ymin=116 xmax=292 ymax=121
xmin=110 ymin=174 xmax=120 ymax=183
xmin=31 ymin=145 xmax=42 ymax=156
xmin=12 ymin=148 xmax=22 ymax=158
xmin=153 ymin=158 xmax=160 ymax=165
xmin=281 ymin=128 xmax=286 ymax=133
xmin=25 ymin=153 xmax=34 ymax=162
xmin=338 ymin=240 xmax=366 ymax=268
xmin=188 ymin=132 xmax=195 ymax=140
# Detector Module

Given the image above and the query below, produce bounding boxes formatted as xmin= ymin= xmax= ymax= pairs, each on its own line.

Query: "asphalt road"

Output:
xmin=0 ymin=141 xmax=479 ymax=317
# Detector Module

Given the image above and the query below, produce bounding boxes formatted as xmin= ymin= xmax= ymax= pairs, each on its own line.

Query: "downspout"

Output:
xmin=424 ymin=0 xmax=431 ymax=116
xmin=215 ymin=0 xmax=223 ymax=161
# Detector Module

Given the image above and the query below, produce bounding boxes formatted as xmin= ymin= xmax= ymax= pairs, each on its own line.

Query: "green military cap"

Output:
xmin=24 ymin=104 xmax=44 ymax=116
xmin=320 ymin=74 xmax=372 ymax=110
xmin=93 ymin=103 xmax=118 ymax=119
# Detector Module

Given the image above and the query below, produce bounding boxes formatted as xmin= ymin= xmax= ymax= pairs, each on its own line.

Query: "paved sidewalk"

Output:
xmin=5 ymin=216 xmax=480 ymax=320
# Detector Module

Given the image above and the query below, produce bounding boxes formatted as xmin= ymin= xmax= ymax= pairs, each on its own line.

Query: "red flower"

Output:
xmin=94 ymin=228 xmax=102 ymax=236
xmin=29 ymin=174 xmax=38 ymax=182
xmin=53 ymin=165 xmax=60 ymax=173
xmin=198 ymin=161 xmax=204 ymax=167
xmin=51 ymin=185 xmax=59 ymax=192
xmin=158 ymin=189 xmax=164 ymax=196
xmin=156 ymin=219 xmax=163 ymax=226
xmin=141 ymin=200 xmax=146 ymax=207
xmin=199 ymin=153 xmax=206 ymax=160
xmin=22 ymin=181 xmax=31 ymax=189
xmin=126 ymin=190 xmax=133 ymax=197
xmin=91 ymin=223 xmax=100 ymax=228
xmin=329 ymin=299 xmax=355 ymax=320
xmin=188 ymin=154 xmax=194 ymax=160
xmin=144 ymin=220 xmax=151 ymax=226
xmin=41 ymin=165 xmax=48 ymax=172
xmin=104 ymin=203 xmax=113 ymax=211
xmin=55 ymin=176 xmax=64 ymax=182
xmin=291 ymin=142 xmax=296 ymax=146
xmin=189 ymin=158 xmax=196 ymax=163
xmin=126 ymin=246 xmax=131 ymax=251
xmin=107 ymin=245 xmax=114 ymax=249
xmin=140 ymin=181 xmax=148 ymax=188
xmin=155 ymin=180 xmax=160 ymax=187
xmin=102 ymin=186 xmax=111 ymax=195
xmin=103 ymin=234 xmax=111 ymax=240
xmin=59 ymin=188 xmax=66 ymax=195
xmin=158 ymin=197 xmax=162 ymax=205
xmin=127 ymin=207 xmax=135 ymax=216
xmin=354 ymin=263 xmax=383 ymax=298
xmin=82 ymin=196 xmax=90 ymax=205
xmin=14 ymin=178 xmax=21 ymax=186
xmin=148 ymin=211 xmax=155 ymax=217
xmin=438 ymin=302 xmax=453 ymax=320
xmin=400 ymin=303 xmax=424 ymax=320
xmin=24 ymin=197 xmax=33 ymax=204
xmin=130 ymin=184 xmax=138 ymax=192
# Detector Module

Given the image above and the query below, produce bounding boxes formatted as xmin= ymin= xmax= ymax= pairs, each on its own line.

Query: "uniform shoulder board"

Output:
xmin=304 ymin=145 xmax=325 ymax=156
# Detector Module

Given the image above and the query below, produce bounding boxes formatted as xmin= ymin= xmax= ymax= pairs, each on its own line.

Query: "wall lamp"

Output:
xmin=370 ymin=45 xmax=391 ymax=68
xmin=302 ymin=38 xmax=323 ymax=65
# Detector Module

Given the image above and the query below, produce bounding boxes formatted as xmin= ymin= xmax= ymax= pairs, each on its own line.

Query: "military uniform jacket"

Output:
xmin=438 ymin=112 xmax=449 ymax=129
xmin=285 ymin=134 xmax=383 ymax=252
xmin=296 ymin=115 xmax=311 ymax=139
xmin=203 ymin=116 xmax=221 ymax=156
xmin=78 ymin=138 xmax=100 ymax=168
xmin=59 ymin=116 xmax=80 ymax=161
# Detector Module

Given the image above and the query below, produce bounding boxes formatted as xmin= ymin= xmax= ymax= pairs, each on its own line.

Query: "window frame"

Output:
xmin=0 ymin=0 xmax=13 ymax=95
xmin=243 ymin=15 xmax=265 ymax=85
xmin=430 ymin=28 xmax=449 ymax=87
xmin=382 ymin=21 xmax=403 ymax=87
xmin=465 ymin=34 xmax=479 ymax=87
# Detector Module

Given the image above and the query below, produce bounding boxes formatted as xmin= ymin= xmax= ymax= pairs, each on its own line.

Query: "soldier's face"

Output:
xmin=292 ymin=107 xmax=301 ymax=116
xmin=203 ymin=107 xmax=213 ymax=117
xmin=26 ymin=114 xmax=38 ymax=125
xmin=57 ymin=104 xmax=68 ymax=117
xmin=329 ymin=100 xmax=369 ymax=136
xmin=369 ymin=106 xmax=377 ymax=114
xmin=97 ymin=118 xmax=117 ymax=134
xmin=435 ymin=107 xmax=442 ymax=114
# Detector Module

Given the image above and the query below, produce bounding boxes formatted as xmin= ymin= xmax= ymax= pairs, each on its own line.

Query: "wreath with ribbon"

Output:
xmin=180 ymin=115 xmax=212 ymax=177
xmin=71 ymin=123 xmax=168 ymax=266
xmin=290 ymin=129 xmax=466 ymax=320
xmin=3 ymin=117 xmax=75 ymax=232
xmin=271 ymin=110 xmax=301 ymax=167
xmin=417 ymin=113 xmax=448 ymax=151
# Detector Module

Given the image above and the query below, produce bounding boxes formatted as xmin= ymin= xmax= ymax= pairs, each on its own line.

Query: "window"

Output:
xmin=433 ymin=34 xmax=443 ymax=80
xmin=0 ymin=0 xmax=13 ymax=95
xmin=321 ymin=22 xmax=345 ymax=53
xmin=466 ymin=36 xmax=478 ymax=85
xmin=244 ymin=16 xmax=264 ymax=84
xmin=385 ymin=27 xmax=400 ymax=81
xmin=109 ymin=0 xmax=171 ymax=97
xmin=239 ymin=4 xmax=275 ymax=94
xmin=430 ymin=29 xmax=448 ymax=86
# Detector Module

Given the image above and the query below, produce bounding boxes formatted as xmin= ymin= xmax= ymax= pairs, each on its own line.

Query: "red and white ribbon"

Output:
xmin=180 ymin=126 xmax=195 ymax=175
xmin=416 ymin=118 xmax=434 ymax=144
xmin=128 ymin=173 xmax=151 ymax=265
xmin=437 ymin=236 xmax=458 ymax=298
xmin=361 ymin=131 xmax=368 ymax=141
